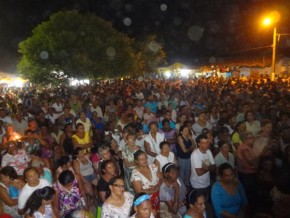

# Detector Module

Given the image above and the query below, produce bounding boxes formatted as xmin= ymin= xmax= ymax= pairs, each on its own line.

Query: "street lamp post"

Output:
xmin=271 ymin=26 xmax=277 ymax=81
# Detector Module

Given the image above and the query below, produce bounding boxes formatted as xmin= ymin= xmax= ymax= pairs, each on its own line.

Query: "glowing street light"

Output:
xmin=262 ymin=11 xmax=280 ymax=81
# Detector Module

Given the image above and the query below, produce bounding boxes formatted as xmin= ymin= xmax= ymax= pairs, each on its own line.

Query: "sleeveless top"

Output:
xmin=72 ymin=132 xmax=90 ymax=145
xmin=0 ymin=182 xmax=20 ymax=218
xmin=33 ymin=204 xmax=53 ymax=218
xmin=77 ymin=157 xmax=94 ymax=177
xmin=176 ymin=135 xmax=192 ymax=159
xmin=54 ymin=179 xmax=85 ymax=217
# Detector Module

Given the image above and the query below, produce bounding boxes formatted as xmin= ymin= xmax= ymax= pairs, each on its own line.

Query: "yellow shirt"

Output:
xmin=72 ymin=132 xmax=90 ymax=145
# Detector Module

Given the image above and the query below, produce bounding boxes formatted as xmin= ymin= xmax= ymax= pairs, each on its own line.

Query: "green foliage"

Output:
xmin=18 ymin=11 xmax=140 ymax=84
xmin=134 ymin=35 xmax=167 ymax=74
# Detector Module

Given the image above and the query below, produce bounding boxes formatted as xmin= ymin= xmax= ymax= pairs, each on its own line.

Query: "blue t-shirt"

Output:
xmin=211 ymin=181 xmax=247 ymax=218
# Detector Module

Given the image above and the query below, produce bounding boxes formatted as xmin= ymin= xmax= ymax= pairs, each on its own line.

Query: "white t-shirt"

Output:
xmin=135 ymin=136 xmax=145 ymax=151
xmin=192 ymin=122 xmax=212 ymax=137
xmin=155 ymin=152 xmax=175 ymax=172
xmin=18 ymin=179 xmax=51 ymax=209
xmin=90 ymin=105 xmax=103 ymax=118
xmin=76 ymin=118 xmax=92 ymax=133
xmin=190 ymin=148 xmax=215 ymax=189
xmin=144 ymin=132 xmax=165 ymax=164
xmin=214 ymin=151 xmax=235 ymax=168
xmin=52 ymin=102 xmax=63 ymax=113
xmin=0 ymin=116 xmax=13 ymax=124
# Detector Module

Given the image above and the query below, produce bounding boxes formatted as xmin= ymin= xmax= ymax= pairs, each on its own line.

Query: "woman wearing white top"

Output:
xmin=101 ymin=177 xmax=134 ymax=218
xmin=76 ymin=111 xmax=92 ymax=134
xmin=23 ymin=186 xmax=56 ymax=218
xmin=144 ymin=122 xmax=165 ymax=164
xmin=245 ymin=111 xmax=261 ymax=137
xmin=155 ymin=141 xmax=176 ymax=172
xmin=214 ymin=140 xmax=235 ymax=175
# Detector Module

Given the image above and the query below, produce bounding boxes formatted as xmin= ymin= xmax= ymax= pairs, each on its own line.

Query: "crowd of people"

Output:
xmin=0 ymin=76 xmax=289 ymax=218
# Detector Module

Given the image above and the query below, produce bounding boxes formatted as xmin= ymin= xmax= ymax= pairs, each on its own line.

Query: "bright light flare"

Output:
xmin=263 ymin=18 xmax=271 ymax=26
xmin=164 ymin=71 xmax=171 ymax=78
xmin=180 ymin=69 xmax=191 ymax=78
xmin=69 ymin=79 xmax=90 ymax=86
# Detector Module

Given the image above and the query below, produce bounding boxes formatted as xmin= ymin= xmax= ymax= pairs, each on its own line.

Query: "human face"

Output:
xmin=126 ymin=135 xmax=136 ymax=146
xmin=136 ymin=153 xmax=148 ymax=167
xmin=135 ymin=200 xmax=152 ymax=218
xmin=199 ymin=113 xmax=206 ymax=122
xmin=7 ymin=143 xmax=18 ymax=155
xmin=0 ymin=174 xmax=11 ymax=186
xmin=238 ymin=123 xmax=246 ymax=133
xmin=63 ymin=182 xmax=73 ymax=191
xmin=6 ymin=125 xmax=14 ymax=134
xmin=193 ymin=195 xmax=206 ymax=213
xmin=181 ymin=127 xmax=189 ymax=136
xmin=246 ymin=112 xmax=254 ymax=122
xmin=102 ymin=149 xmax=111 ymax=160
xmin=163 ymin=122 xmax=170 ymax=130
xmin=221 ymin=168 xmax=235 ymax=184
xmin=161 ymin=143 xmax=170 ymax=156
xmin=180 ymin=115 xmax=186 ymax=123
xmin=104 ymin=162 xmax=116 ymax=176
xmin=167 ymin=169 xmax=178 ymax=181
xmin=149 ymin=123 xmax=158 ymax=133
xmin=110 ymin=140 xmax=118 ymax=151
xmin=77 ymin=125 xmax=85 ymax=133
xmin=262 ymin=123 xmax=272 ymax=135
xmin=245 ymin=134 xmax=255 ymax=146
xmin=110 ymin=179 xmax=126 ymax=195
xmin=221 ymin=143 xmax=230 ymax=153
xmin=25 ymin=169 xmax=40 ymax=187
xmin=80 ymin=112 xmax=86 ymax=119
xmin=198 ymin=139 xmax=209 ymax=152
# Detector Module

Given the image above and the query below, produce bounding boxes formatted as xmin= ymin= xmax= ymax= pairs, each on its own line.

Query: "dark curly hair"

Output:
xmin=0 ymin=166 xmax=18 ymax=180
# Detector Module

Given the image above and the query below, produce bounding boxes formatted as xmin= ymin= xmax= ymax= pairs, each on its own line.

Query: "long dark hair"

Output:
xmin=23 ymin=186 xmax=55 ymax=216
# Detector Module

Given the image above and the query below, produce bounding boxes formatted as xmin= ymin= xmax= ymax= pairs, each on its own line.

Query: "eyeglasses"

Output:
xmin=112 ymin=184 xmax=126 ymax=189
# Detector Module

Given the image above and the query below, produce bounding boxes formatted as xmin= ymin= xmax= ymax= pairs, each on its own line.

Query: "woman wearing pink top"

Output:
xmin=236 ymin=131 xmax=259 ymax=211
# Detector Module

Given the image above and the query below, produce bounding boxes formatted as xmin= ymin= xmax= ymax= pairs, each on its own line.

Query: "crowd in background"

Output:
xmin=0 ymin=76 xmax=290 ymax=218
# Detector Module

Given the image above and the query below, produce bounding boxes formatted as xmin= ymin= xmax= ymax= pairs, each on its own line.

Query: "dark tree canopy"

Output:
xmin=17 ymin=11 xmax=145 ymax=84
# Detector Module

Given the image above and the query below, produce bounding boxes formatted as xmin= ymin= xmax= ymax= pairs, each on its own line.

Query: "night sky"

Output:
xmin=0 ymin=0 xmax=289 ymax=72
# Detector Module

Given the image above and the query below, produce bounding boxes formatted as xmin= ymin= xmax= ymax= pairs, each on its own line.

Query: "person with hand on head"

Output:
xmin=130 ymin=192 xmax=155 ymax=218
xmin=23 ymin=186 xmax=56 ymax=218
